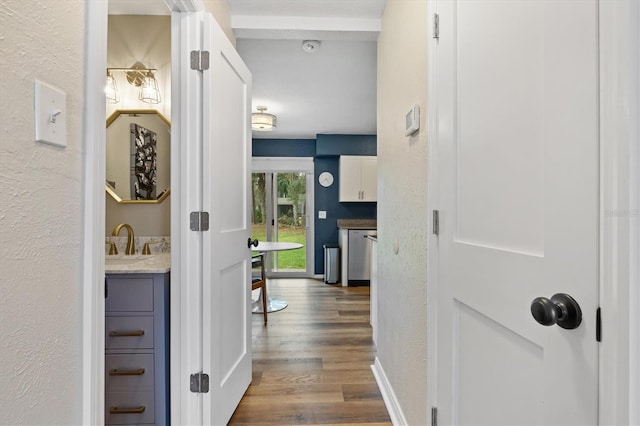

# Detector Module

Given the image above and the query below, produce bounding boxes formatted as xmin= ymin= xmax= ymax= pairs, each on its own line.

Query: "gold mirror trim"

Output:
xmin=106 ymin=109 xmax=170 ymax=127
xmin=106 ymin=184 xmax=170 ymax=204
xmin=106 ymin=109 xmax=171 ymax=204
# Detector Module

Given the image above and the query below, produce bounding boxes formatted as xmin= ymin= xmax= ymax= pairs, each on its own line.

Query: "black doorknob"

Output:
xmin=247 ymin=238 xmax=259 ymax=248
xmin=531 ymin=293 xmax=582 ymax=329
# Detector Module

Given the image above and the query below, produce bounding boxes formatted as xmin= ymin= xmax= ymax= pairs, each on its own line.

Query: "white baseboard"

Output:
xmin=371 ymin=357 xmax=408 ymax=426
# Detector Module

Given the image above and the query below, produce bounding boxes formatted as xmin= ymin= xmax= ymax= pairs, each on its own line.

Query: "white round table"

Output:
xmin=251 ymin=241 xmax=303 ymax=313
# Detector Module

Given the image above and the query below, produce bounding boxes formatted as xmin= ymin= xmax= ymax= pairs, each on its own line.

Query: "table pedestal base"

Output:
xmin=252 ymin=289 xmax=287 ymax=313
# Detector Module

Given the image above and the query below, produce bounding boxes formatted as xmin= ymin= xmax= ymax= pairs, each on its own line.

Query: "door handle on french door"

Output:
xmin=531 ymin=293 xmax=582 ymax=329
xmin=248 ymin=238 xmax=259 ymax=249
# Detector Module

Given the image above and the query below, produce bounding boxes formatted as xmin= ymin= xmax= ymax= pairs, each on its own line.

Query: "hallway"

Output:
xmin=229 ymin=278 xmax=391 ymax=425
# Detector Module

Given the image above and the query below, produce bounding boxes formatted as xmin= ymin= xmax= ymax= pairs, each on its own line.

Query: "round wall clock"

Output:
xmin=318 ymin=171 xmax=334 ymax=187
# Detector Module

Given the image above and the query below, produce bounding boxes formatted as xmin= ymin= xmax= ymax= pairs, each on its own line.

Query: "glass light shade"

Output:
xmin=138 ymin=74 xmax=161 ymax=104
xmin=251 ymin=112 xmax=277 ymax=131
xmin=105 ymin=73 xmax=119 ymax=104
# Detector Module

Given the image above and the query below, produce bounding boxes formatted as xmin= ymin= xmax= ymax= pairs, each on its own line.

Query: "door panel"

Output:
xmin=219 ymin=263 xmax=247 ymax=382
xmin=436 ymin=0 xmax=599 ymax=424
xmin=274 ymin=172 xmax=307 ymax=273
xmin=201 ymin=12 xmax=252 ymax=425
xmin=454 ymin=301 xmax=544 ymax=425
xmin=456 ymin=0 xmax=545 ymax=255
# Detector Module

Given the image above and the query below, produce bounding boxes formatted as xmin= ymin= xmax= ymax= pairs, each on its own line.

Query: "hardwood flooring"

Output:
xmin=229 ymin=278 xmax=391 ymax=425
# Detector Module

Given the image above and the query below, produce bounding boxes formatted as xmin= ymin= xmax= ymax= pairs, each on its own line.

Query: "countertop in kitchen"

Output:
xmin=337 ymin=219 xmax=377 ymax=229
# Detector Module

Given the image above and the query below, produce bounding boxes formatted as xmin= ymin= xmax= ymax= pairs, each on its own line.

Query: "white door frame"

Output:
xmin=81 ymin=2 xmax=108 ymax=423
xmin=425 ymin=0 xmax=640 ymax=425
xmin=81 ymin=1 xmax=203 ymax=423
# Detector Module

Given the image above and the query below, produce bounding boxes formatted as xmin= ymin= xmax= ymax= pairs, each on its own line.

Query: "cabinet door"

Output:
xmin=339 ymin=156 xmax=362 ymax=201
xmin=360 ymin=156 xmax=377 ymax=201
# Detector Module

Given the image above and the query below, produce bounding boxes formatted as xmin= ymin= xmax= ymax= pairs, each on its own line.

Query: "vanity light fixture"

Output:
xmin=138 ymin=71 xmax=161 ymax=104
xmin=106 ymin=62 xmax=161 ymax=104
xmin=105 ymin=71 xmax=119 ymax=104
xmin=251 ymin=106 xmax=277 ymax=131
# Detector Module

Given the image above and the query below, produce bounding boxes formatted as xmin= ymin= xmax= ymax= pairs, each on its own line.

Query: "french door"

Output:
xmin=252 ymin=157 xmax=314 ymax=277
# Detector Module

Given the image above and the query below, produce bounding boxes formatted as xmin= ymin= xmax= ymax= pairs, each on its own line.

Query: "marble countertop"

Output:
xmin=337 ymin=218 xmax=377 ymax=229
xmin=105 ymin=253 xmax=171 ymax=274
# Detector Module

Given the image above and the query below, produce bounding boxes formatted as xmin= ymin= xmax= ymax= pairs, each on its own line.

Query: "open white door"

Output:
xmin=201 ymin=12 xmax=253 ymax=425
xmin=433 ymin=0 xmax=599 ymax=424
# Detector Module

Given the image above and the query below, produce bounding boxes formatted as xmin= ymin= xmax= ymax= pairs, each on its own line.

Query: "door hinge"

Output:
xmin=190 ymin=372 xmax=210 ymax=393
xmin=432 ymin=407 xmax=438 ymax=426
xmin=433 ymin=210 xmax=440 ymax=235
xmin=596 ymin=307 xmax=601 ymax=342
xmin=433 ymin=14 xmax=440 ymax=40
xmin=190 ymin=211 xmax=210 ymax=231
xmin=190 ymin=50 xmax=210 ymax=71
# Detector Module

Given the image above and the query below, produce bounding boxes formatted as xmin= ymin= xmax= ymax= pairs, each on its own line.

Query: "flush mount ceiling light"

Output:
xmin=106 ymin=61 xmax=161 ymax=104
xmin=251 ymin=106 xmax=277 ymax=131
xmin=302 ymin=40 xmax=321 ymax=54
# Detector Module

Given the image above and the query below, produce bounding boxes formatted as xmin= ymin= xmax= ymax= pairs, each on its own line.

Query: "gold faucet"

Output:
xmin=112 ymin=223 xmax=135 ymax=255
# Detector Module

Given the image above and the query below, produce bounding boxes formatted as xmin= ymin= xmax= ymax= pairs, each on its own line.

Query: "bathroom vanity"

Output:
xmin=105 ymin=256 xmax=170 ymax=425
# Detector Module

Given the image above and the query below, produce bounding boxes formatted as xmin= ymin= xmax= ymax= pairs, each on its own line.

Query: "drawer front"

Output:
xmin=106 ymin=276 xmax=154 ymax=312
xmin=105 ymin=390 xmax=155 ymax=425
xmin=106 ymin=354 xmax=154 ymax=390
xmin=106 ymin=316 xmax=154 ymax=349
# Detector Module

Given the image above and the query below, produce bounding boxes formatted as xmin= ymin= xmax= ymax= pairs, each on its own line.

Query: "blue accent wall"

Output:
xmin=316 ymin=134 xmax=377 ymax=156
xmin=253 ymin=138 xmax=316 ymax=157
xmin=253 ymin=134 xmax=377 ymax=275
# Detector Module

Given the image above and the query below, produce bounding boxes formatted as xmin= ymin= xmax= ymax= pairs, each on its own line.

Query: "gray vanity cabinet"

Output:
xmin=105 ymin=273 xmax=170 ymax=425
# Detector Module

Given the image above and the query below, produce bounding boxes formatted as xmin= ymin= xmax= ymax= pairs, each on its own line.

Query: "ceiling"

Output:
xmin=230 ymin=0 xmax=384 ymax=139
xmin=108 ymin=0 xmax=385 ymax=139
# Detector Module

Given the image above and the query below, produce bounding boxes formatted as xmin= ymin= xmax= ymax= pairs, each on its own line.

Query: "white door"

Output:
xmin=201 ymin=12 xmax=253 ymax=425
xmin=434 ymin=0 xmax=599 ymax=424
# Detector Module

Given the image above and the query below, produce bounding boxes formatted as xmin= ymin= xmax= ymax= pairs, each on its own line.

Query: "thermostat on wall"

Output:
xmin=405 ymin=104 xmax=420 ymax=136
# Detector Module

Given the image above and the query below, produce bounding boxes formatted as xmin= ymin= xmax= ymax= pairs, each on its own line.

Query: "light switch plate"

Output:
xmin=405 ymin=104 xmax=420 ymax=136
xmin=35 ymin=79 xmax=67 ymax=147
xmin=318 ymin=210 xmax=327 ymax=219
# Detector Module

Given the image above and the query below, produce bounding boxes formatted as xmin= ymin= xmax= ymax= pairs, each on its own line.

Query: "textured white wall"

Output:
xmin=0 ymin=0 xmax=85 ymax=423
xmin=377 ymin=0 xmax=429 ymax=423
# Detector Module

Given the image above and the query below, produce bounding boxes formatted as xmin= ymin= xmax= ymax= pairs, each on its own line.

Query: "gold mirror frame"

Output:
xmin=106 ymin=109 xmax=170 ymax=204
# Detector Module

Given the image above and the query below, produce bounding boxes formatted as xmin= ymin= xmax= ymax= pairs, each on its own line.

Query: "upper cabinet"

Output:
xmin=339 ymin=156 xmax=377 ymax=202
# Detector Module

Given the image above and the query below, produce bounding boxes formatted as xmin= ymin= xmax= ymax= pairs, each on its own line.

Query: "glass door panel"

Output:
xmin=251 ymin=172 xmax=269 ymax=243
xmin=273 ymin=172 xmax=307 ymax=272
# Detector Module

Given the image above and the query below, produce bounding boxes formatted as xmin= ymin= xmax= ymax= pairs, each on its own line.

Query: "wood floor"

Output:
xmin=229 ymin=278 xmax=391 ymax=425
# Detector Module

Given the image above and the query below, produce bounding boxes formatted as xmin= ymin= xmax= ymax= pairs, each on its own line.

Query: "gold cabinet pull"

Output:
xmin=109 ymin=368 xmax=145 ymax=376
xmin=109 ymin=330 xmax=145 ymax=337
xmin=109 ymin=406 xmax=146 ymax=414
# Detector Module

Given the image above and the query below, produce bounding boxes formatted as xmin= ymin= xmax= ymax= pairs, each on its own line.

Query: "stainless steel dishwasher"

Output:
xmin=347 ymin=229 xmax=377 ymax=285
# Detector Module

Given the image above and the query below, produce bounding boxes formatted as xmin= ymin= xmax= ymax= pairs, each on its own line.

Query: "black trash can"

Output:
xmin=323 ymin=243 xmax=340 ymax=284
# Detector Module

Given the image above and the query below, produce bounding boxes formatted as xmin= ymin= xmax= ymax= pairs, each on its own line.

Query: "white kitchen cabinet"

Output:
xmin=339 ymin=156 xmax=377 ymax=202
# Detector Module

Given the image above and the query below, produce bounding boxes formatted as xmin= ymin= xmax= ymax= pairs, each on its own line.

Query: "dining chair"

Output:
xmin=251 ymin=252 xmax=267 ymax=325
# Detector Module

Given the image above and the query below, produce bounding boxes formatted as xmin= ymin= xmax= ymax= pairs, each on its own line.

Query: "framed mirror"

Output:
xmin=106 ymin=109 xmax=170 ymax=204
